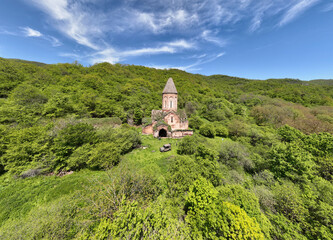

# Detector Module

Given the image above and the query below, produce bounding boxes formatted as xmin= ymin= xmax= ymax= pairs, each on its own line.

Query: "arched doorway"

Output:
xmin=159 ymin=129 xmax=167 ymax=137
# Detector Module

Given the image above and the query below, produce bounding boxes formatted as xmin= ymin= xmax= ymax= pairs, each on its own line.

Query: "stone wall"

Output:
xmin=164 ymin=112 xmax=189 ymax=130
xmin=171 ymin=130 xmax=194 ymax=138
xmin=142 ymin=124 xmax=153 ymax=135
xmin=162 ymin=93 xmax=178 ymax=112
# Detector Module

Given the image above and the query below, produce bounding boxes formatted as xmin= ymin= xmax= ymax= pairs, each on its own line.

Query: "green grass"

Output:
xmin=120 ymin=135 xmax=181 ymax=180
xmin=0 ymin=133 xmax=227 ymax=239
xmin=0 ymin=170 xmax=106 ymax=227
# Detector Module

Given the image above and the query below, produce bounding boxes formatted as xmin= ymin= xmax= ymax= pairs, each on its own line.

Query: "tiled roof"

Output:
xmin=162 ymin=78 xmax=177 ymax=94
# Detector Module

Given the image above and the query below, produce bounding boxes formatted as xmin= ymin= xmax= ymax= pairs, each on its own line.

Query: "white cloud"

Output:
xmin=167 ymin=40 xmax=194 ymax=49
xmin=89 ymin=39 xmax=195 ymax=64
xmin=279 ymin=0 xmax=320 ymax=26
xmin=29 ymin=0 xmax=102 ymax=50
xmin=122 ymin=46 xmax=176 ymax=57
xmin=201 ymin=30 xmax=227 ymax=47
xmin=149 ymin=52 xmax=225 ymax=72
xmin=1 ymin=26 xmax=62 ymax=47
xmin=134 ymin=9 xmax=198 ymax=33
xmin=25 ymin=0 xmax=322 ymax=67
xmin=22 ymin=27 xmax=43 ymax=37
xmin=59 ymin=52 xmax=82 ymax=59
xmin=46 ymin=36 xmax=62 ymax=47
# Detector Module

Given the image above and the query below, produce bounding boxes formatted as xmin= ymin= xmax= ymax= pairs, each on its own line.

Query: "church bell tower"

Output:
xmin=162 ymin=78 xmax=178 ymax=112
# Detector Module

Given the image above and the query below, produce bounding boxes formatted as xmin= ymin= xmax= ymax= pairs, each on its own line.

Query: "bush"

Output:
xmin=66 ymin=144 xmax=92 ymax=170
xmin=199 ymin=124 xmax=216 ymax=138
xmin=228 ymin=119 xmax=249 ymax=138
xmin=272 ymin=181 xmax=308 ymax=223
xmin=167 ymin=155 xmax=200 ymax=195
xmin=189 ymin=115 xmax=204 ymax=130
xmin=0 ymin=126 xmax=50 ymax=174
xmin=52 ymin=123 xmax=97 ymax=169
xmin=177 ymin=135 xmax=202 ymax=155
xmin=268 ymin=142 xmax=315 ymax=181
xmin=87 ymin=142 xmax=120 ymax=169
xmin=133 ymin=108 xmax=143 ymax=125
xmin=218 ymin=140 xmax=253 ymax=171
xmin=185 ymin=178 xmax=265 ymax=240
xmin=214 ymin=123 xmax=228 ymax=137
xmin=278 ymin=125 xmax=304 ymax=142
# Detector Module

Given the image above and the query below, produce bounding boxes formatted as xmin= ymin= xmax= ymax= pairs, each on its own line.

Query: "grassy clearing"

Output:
xmin=120 ymin=135 xmax=181 ymax=179
xmin=0 ymin=170 xmax=106 ymax=227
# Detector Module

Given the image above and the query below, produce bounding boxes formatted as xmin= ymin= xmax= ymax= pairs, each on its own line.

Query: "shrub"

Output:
xmin=66 ymin=144 xmax=92 ymax=170
xmin=87 ymin=142 xmax=120 ymax=169
xmin=133 ymin=108 xmax=143 ymax=125
xmin=177 ymin=135 xmax=201 ymax=155
xmin=214 ymin=123 xmax=228 ymax=137
xmin=52 ymin=123 xmax=97 ymax=169
xmin=218 ymin=140 xmax=253 ymax=171
xmin=167 ymin=155 xmax=200 ymax=195
xmin=278 ymin=125 xmax=304 ymax=142
xmin=268 ymin=142 xmax=315 ymax=181
xmin=228 ymin=119 xmax=249 ymax=138
xmin=199 ymin=124 xmax=215 ymax=138
xmin=189 ymin=115 xmax=203 ymax=130
xmin=185 ymin=178 xmax=265 ymax=240
xmin=272 ymin=181 xmax=308 ymax=223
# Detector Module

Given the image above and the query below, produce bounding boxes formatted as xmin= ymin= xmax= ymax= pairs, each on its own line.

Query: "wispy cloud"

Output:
xmin=279 ymin=0 xmax=320 ymax=26
xmin=22 ymin=27 xmax=42 ymax=37
xmin=29 ymin=0 xmax=103 ymax=50
xmin=201 ymin=30 xmax=227 ymax=47
xmin=22 ymin=26 xmax=62 ymax=47
xmin=0 ymin=28 xmax=17 ymax=36
xmin=45 ymin=36 xmax=62 ymax=47
xmin=25 ymin=0 xmax=321 ymax=68
xmin=148 ymin=52 xmax=225 ymax=72
xmin=1 ymin=26 xmax=62 ymax=47
xmin=89 ymin=39 xmax=195 ymax=64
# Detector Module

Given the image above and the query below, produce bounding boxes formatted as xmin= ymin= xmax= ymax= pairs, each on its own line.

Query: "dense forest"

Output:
xmin=0 ymin=57 xmax=332 ymax=239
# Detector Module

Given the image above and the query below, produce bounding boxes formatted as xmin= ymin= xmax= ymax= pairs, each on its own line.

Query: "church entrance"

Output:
xmin=159 ymin=129 xmax=167 ymax=138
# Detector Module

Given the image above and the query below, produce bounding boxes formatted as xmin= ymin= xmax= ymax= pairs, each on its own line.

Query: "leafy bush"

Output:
xmin=272 ymin=181 xmax=308 ymax=223
xmin=0 ymin=126 xmax=50 ymax=174
xmin=218 ymin=140 xmax=253 ymax=171
xmin=278 ymin=125 xmax=305 ymax=142
xmin=185 ymin=178 xmax=265 ymax=240
xmin=67 ymin=142 xmax=120 ymax=170
xmin=214 ymin=123 xmax=228 ymax=137
xmin=167 ymin=155 xmax=200 ymax=195
xmin=177 ymin=135 xmax=203 ymax=155
xmin=268 ymin=142 xmax=315 ymax=181
xmin=52 ymin=123 xmax=97 ymax=170
xmin=189 ymin=115 xmax=204 ymax=130
xmin=199 ymin=124 xmax=215 ymax=138
xmin=87 ymin=142 xmax=120 ymax=169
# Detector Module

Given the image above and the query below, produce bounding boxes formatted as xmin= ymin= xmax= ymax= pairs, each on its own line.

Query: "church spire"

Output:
xmin=163 ymin=77 xmax=177 ymax=94
xmin=162 ymin=78 xmax=178 ymax=112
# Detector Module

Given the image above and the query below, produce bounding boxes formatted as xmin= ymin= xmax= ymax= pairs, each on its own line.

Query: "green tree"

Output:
xmin=199 ymin=124 xmax=216 ymax=138
xmin=185 ymin=178 xmax=264 ymax=240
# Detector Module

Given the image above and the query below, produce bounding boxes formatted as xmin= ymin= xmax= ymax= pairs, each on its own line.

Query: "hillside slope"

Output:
xmin=0 ymin=58 xmax=332 ymax=239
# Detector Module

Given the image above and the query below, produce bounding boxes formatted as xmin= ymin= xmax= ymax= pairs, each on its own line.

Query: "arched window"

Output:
xmin=170 ymin=100 xmax=173 ymax=108
xmin=171 ymin=116 xmax=174 ymax=123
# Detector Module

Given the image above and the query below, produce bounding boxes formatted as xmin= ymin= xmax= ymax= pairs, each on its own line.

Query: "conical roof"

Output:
xmin=163 ymin=78 xmax=177 ymax=94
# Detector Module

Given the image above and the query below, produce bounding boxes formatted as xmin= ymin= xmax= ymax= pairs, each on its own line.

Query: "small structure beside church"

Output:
xmin=142 ymin=78 xmax=193 ymax=138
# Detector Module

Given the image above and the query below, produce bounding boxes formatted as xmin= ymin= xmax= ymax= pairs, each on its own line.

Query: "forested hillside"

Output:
xmin=0 ymin=57 xmax=332 ymax=239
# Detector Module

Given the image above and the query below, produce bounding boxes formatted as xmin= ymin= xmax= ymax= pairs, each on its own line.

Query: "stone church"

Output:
xmin=142 ymin=78 xmax=193 ymax=138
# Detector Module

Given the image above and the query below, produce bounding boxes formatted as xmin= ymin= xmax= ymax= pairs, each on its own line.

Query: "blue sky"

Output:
xmin=0 ymin=0 xmax=333 ymax=80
